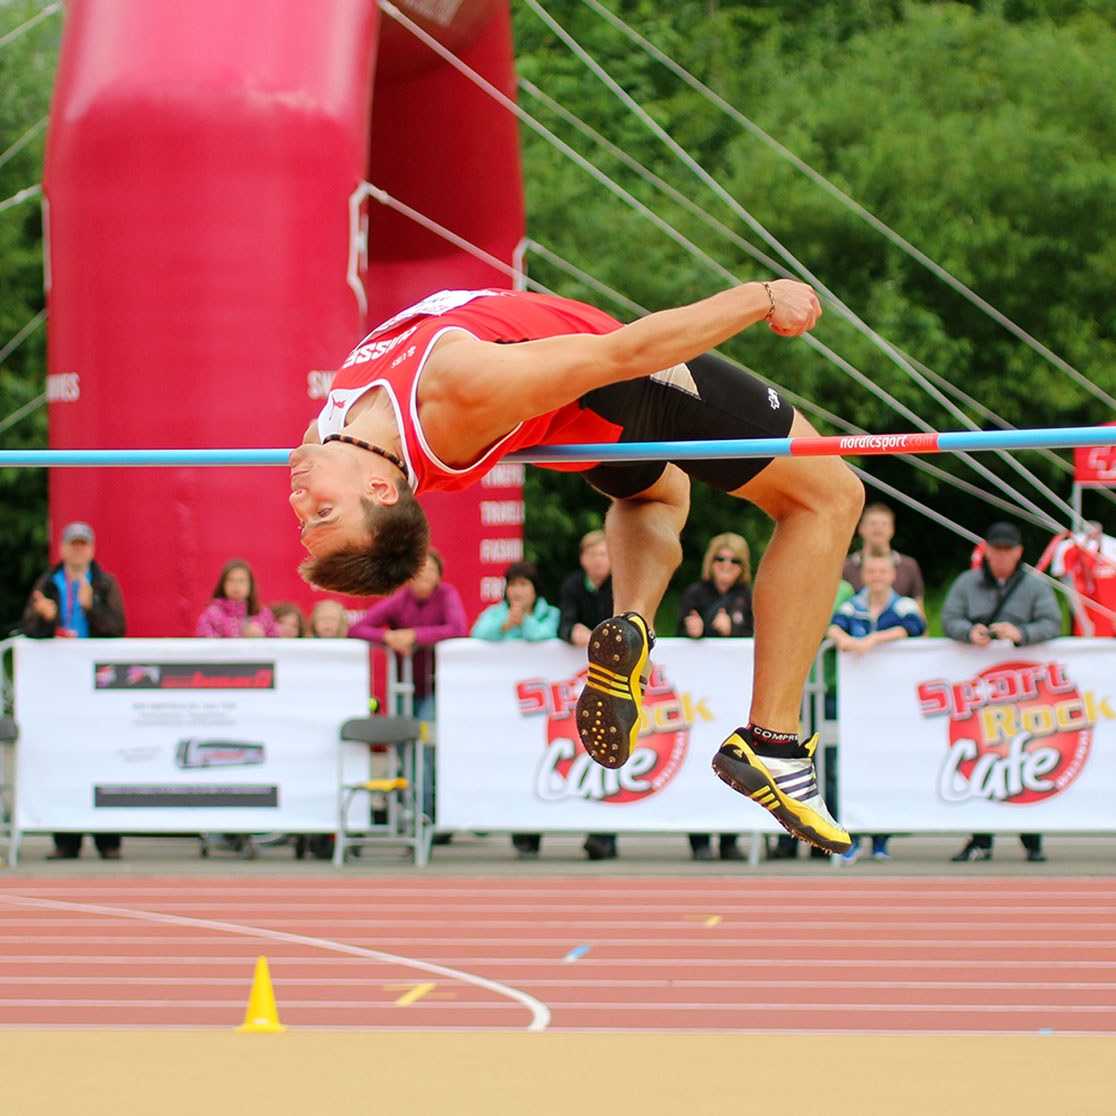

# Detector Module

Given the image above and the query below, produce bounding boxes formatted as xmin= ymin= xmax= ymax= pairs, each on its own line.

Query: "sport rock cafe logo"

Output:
xmin=515 ymin=663 xmax=711 ymax=804
xmin=917 ymin=660 xmax=1114 ymax=805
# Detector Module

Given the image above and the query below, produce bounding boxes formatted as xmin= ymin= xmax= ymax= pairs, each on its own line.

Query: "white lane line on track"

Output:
xmin=2 ymin=934 xmax=1114 ymax=950
xmin=0 ymin=999 xmax=519 ymax=1009
xmin=4 ymin=883 xmax=1113 ymax=901
xmin=0 ymin=894 xmax=550 ymax=1031
xmin=4 ymin=895 xmax=1112 ymax=914
xmin=7 ymin=916 xmax=1115 ymax=931
xmin=2 ymin=975 xmax=1113 ymax=992
xmin=4 ymin=883 xmax=1111 ymax=892
xmin=0 ymin=954 xmax=1110 ymax=970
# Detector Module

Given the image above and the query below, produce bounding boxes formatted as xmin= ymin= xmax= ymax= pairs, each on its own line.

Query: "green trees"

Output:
xmin=0 ymin=0 xmax=57 ymax=627
xmin=2 ymin=2 xmax=1114 ymax=627
xmin=513 ymin=2 xmax=1116 ymax=606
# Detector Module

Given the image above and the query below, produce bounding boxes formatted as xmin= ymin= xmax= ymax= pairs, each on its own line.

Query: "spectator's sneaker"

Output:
xmin=1026 ymin=849 xmax=1047 ymax=863
xmin=576 ymin=612 xmax=652 ymax=769
xmin=837 ymin=844 xmax=860 ymax=865
xmin=951 ymin=841 xmax=992 ymax=862
xmin=711 ymin=731 xmax=852 ymax=855
xmin=871 ymin=838 xmax=891 ymax=861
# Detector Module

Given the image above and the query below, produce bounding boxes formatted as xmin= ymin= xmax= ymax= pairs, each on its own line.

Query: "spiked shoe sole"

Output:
xmin=576 ymin=613 xmax=650 ymax=769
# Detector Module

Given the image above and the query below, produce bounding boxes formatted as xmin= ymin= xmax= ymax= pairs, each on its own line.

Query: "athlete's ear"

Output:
xmin=367 ymin=475 xmax=400 ymax=506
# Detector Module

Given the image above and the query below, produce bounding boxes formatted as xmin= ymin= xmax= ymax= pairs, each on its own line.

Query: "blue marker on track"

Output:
xmin=563 ymin=944 xmax=591 ymax=963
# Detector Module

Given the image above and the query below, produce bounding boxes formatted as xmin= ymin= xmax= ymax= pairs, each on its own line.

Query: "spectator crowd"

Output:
xmin=12 ymin=502 xmax=1112 ymax=865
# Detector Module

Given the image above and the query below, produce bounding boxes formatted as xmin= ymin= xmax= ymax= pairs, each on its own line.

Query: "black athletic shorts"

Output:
xmin=576 ymin=352 xmax=795 ymax=500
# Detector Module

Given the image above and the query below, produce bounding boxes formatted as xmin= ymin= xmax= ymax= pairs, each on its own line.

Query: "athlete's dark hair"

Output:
xmin=298 ymin=489 xmax=430 ymax=597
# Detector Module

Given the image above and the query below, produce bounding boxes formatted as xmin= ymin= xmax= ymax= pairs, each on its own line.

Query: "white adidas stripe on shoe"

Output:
xmin=711 ymin=731 xmax=851 ymax=855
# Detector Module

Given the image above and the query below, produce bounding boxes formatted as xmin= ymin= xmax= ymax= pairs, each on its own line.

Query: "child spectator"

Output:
xmin=828 ymin=552 xmax=927 ymax=864
xmin=270 ymin=601 xmax=307 ymax=638
xmin=309 ymin=599 xmax=348 ymax=638
xmin=196 ymin=559 xmax=278 ymax=638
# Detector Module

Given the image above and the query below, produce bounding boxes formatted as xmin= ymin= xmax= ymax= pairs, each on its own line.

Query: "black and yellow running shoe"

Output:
xmin=712 ymin=730 xmax=852 ymax=855
xmin=575 ymin=612 xmax=652 ymax=769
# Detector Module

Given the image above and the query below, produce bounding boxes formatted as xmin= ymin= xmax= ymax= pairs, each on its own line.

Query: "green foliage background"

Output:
xmin=511 ymin=0 xmax=1116 ymax=629
xmin=2 ymin=1 xmax=1114 ymax=630
xmin=0 ymin=0 xmax=55 ymax=630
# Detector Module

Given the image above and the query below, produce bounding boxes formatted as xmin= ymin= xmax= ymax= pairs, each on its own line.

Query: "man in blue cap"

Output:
xmin=22 ymin=521 xmax=127 ymax=859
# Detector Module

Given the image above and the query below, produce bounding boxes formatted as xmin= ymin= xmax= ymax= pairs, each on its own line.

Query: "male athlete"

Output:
xmin=291 ymin=281 xmax=862 ymax=853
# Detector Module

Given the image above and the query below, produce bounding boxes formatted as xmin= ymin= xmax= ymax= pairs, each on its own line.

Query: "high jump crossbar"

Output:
xmin=0 ymin=425 xmax=1112 ymax=468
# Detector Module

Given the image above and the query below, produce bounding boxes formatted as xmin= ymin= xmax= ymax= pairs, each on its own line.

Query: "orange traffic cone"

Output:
xmin=236 ymin=955 xmax=287 ymax=1033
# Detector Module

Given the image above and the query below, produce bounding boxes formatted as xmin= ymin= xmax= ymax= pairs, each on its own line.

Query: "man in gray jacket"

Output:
xmin=941 ymin=521 xmax=1062 ymax=863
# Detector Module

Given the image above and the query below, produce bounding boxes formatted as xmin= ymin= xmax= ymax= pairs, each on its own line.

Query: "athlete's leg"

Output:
xmin=710 ymin=409 xmax=862 ymax=853
xmin=733 ymin=410 xmax=864 ymax=732
xmin=604 ymin=464 xmax=690 ymax=621
xmin=575 ymin=466 xmax=689 ymax=769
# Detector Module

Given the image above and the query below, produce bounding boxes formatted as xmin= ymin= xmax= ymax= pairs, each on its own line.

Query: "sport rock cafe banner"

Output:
xmin=436 ymin=638 xmax=780 ymax=833
xmin=838 ymin=638 xmax=1116 ymax=832
xmin=13 ymin=639 xmax=371 ymax=832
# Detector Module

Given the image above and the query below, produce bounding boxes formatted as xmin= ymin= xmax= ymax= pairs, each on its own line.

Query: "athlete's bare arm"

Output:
xmin=301 ymin=420 xmax=321 ymax=444
xmin=418 ymin=280 xmax=820 ymax=456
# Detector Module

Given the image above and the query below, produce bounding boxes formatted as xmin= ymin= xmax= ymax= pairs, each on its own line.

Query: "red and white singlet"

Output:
xmin=317 ymin=289 xmax=627 ymax=494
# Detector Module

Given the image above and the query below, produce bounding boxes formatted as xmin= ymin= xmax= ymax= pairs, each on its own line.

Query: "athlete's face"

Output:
xmin=290 ymin=444 xmax=380 ymax=556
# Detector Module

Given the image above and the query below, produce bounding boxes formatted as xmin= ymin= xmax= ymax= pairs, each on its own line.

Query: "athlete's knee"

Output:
xmin=617 ymin=464 xmax=690 ymax=522
xmin=830 ymin=463 xmax=865 ymax=530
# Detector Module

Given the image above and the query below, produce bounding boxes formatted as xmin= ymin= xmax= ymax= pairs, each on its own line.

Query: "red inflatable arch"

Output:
xmin=42 ymin=0 xmax=525 ymax=635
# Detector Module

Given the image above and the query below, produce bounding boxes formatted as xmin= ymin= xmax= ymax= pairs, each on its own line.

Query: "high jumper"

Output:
xmin=290 ymin=280 xmax=862 ymax=853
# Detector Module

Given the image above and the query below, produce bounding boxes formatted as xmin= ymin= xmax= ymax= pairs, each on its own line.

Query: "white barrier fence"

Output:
xmin=7 ymin=639 xmax=371 ymax=843
xmin=837 ymin=638 xmax=1116 ymax=832
xmin=436 ymin=637 xmax=1116 ymax=834
xmin=3 ymin=636 xmax=1114 ymax=864
xmin=436 ymin=638 xmax=779 ymax=833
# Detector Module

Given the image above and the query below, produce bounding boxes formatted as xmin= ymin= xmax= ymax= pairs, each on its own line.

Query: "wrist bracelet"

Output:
xmin=761 ymin=281 xmax=776 ymax=321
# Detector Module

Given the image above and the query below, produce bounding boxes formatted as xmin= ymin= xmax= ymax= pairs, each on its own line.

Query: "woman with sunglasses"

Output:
xmin=677 ymin=532 xmax=754 ymax=860
xmin=678 ymin=534 xmax=754 ymax=640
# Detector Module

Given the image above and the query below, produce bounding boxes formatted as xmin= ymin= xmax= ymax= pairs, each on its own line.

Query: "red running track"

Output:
xmin=0 ymin=876 xmax=1113 ymax=1033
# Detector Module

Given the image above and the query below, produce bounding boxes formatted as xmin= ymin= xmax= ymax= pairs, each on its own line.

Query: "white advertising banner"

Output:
xmin=14 ymin=638 xmax=371 ymax=832
xmin=436 ymin=637 xmax=779 ymax=833
xmin=838 ymin=638 xmax=1116 ymax=832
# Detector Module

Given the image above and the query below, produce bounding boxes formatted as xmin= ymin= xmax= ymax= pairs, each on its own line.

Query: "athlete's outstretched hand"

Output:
xmin=766 ymin=279 xmax=822 ymax=337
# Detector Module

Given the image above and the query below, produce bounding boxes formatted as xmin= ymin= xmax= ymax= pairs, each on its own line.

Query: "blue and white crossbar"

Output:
xmin=0 ymin=425 xmax=1113 ymax=468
